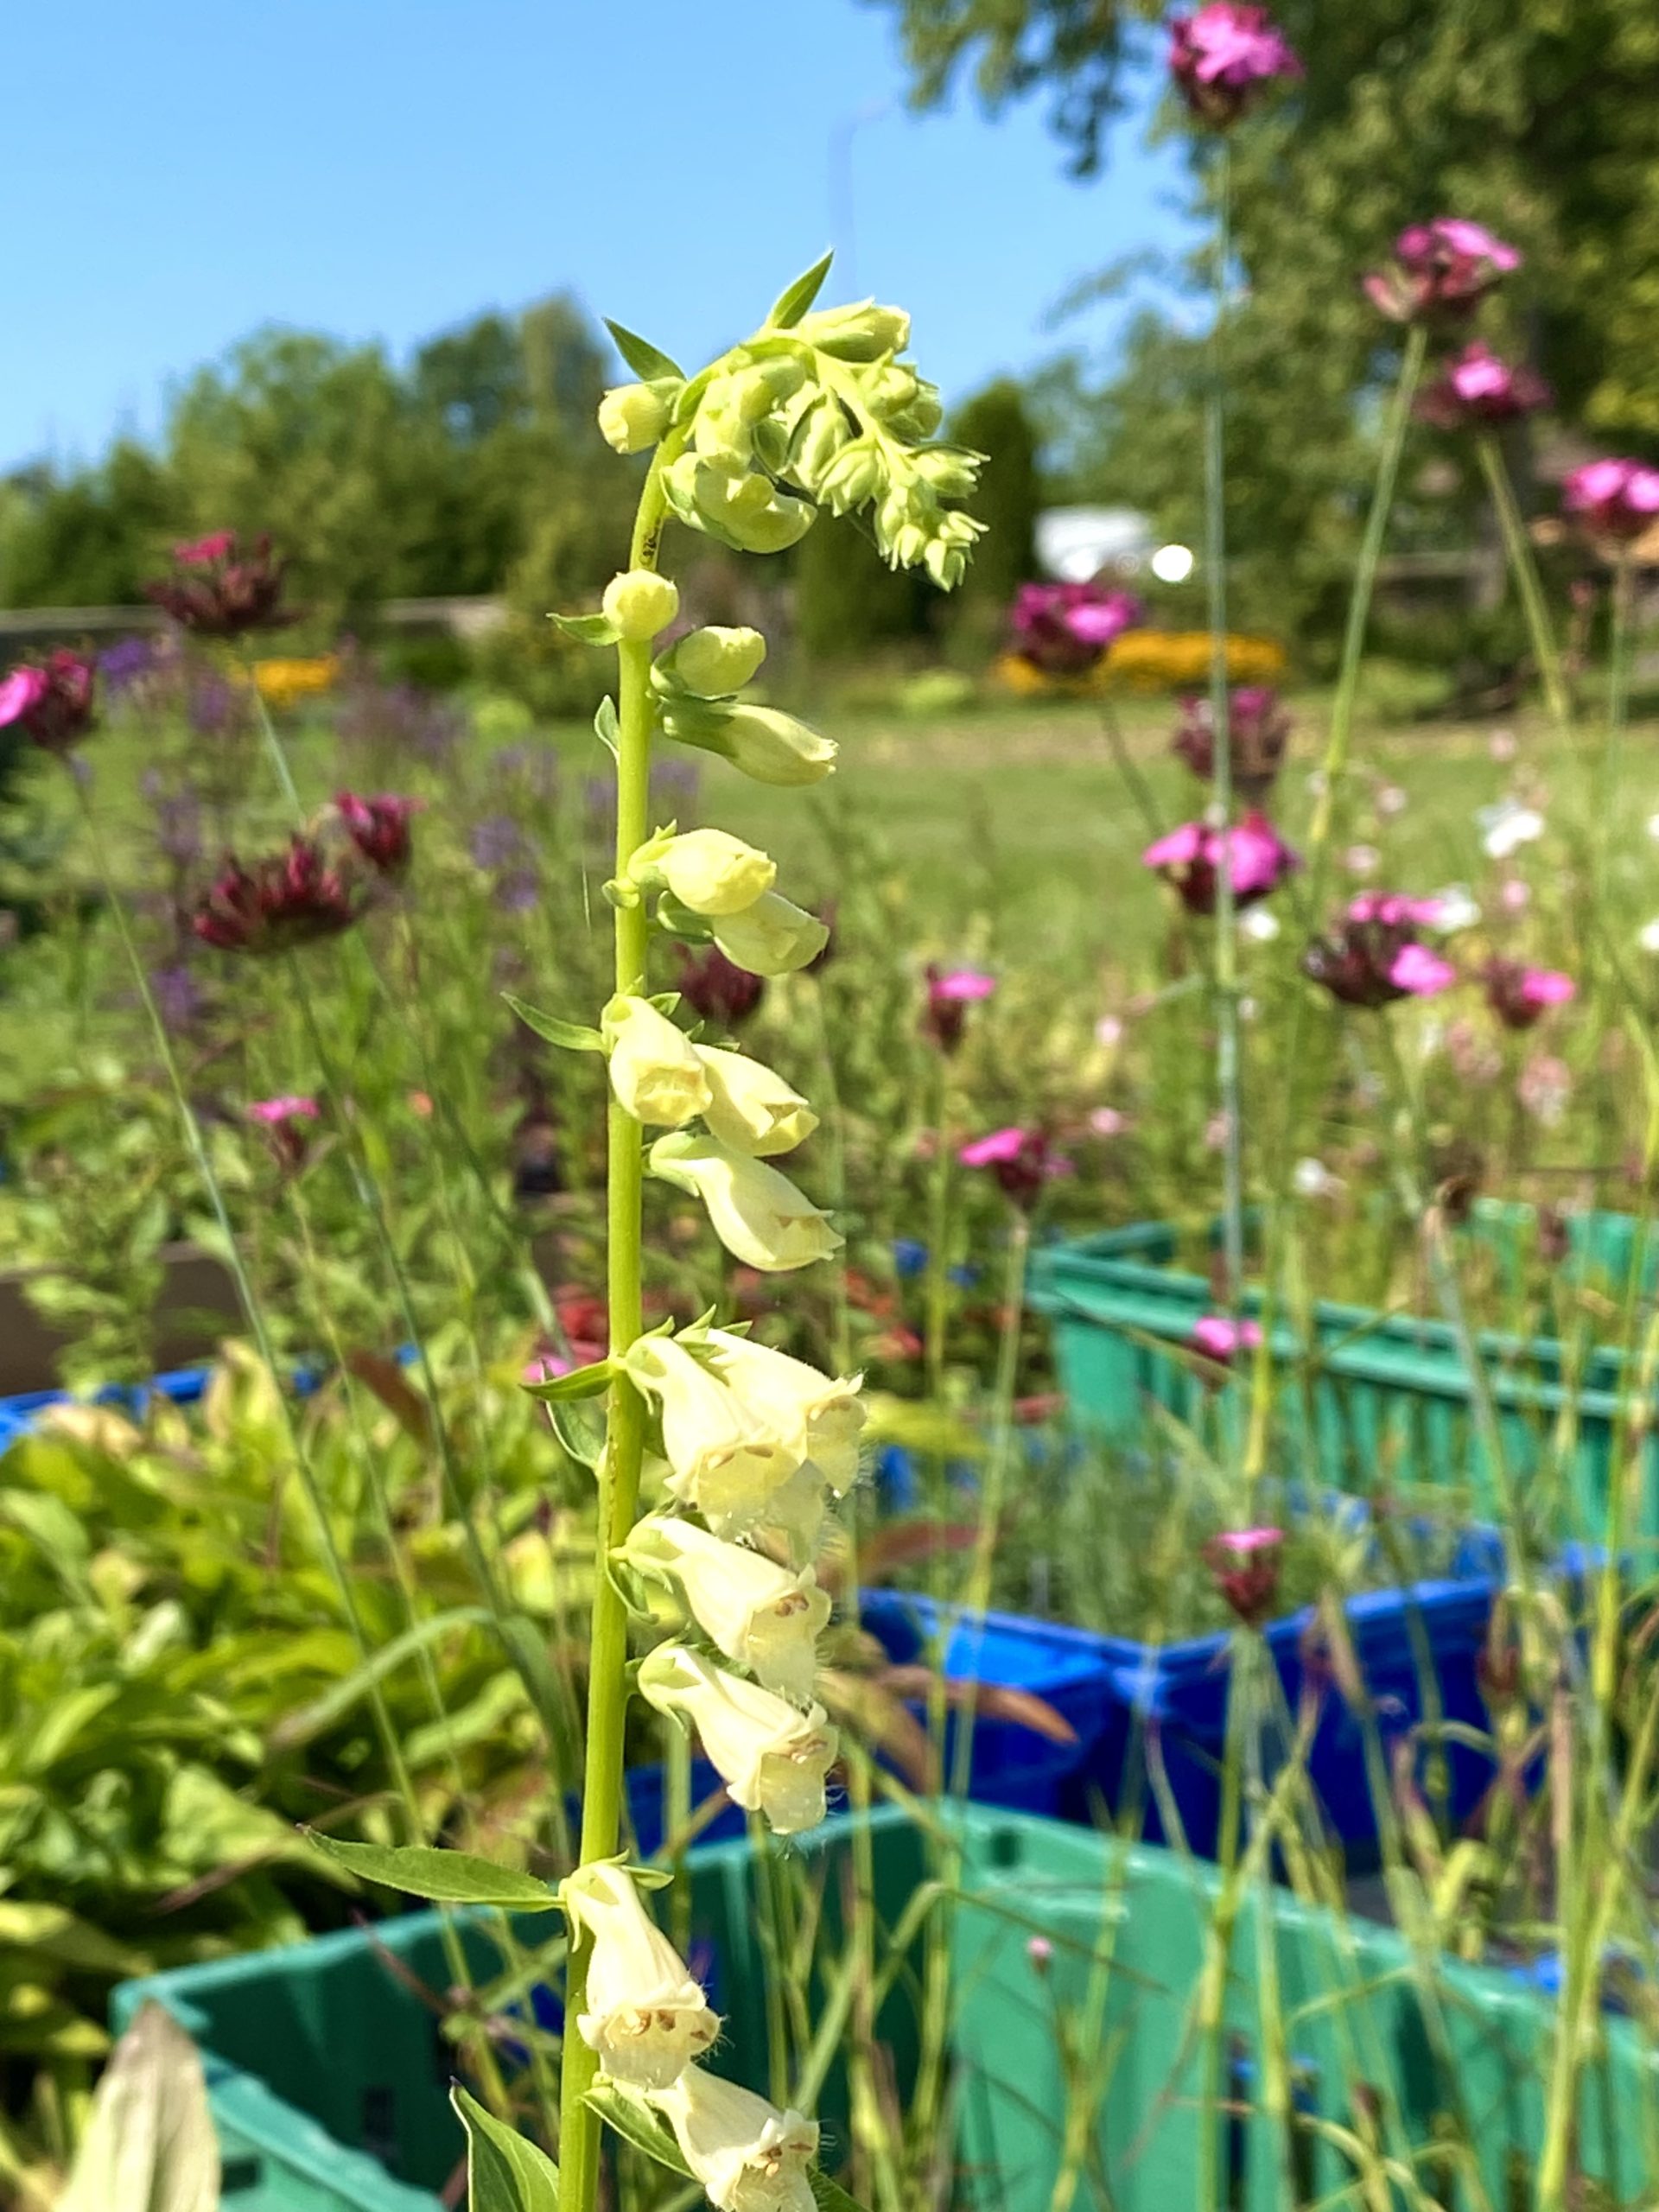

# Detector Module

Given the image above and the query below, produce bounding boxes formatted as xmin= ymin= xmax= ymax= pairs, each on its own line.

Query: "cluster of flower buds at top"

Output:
xmin=1167 ymin=3 xmax=1301 ymax=129
xmin=0 ymin=650 xmax=98 ymax=756
xmin=1415 ymin=341 xmax=1551 ymax=431
xmin=1562 ymin=458 xmax=1659 ymax=547
xmin=1363 ymin=219 xmax=1521 ymax=326
xmin=1483 ymin=958 xmax=1575 ymax=1032
xmin=1142 ymin=810 xmax=1299 ymax=917
xmin=1302 ymin=893 xmax=1459 ymax=1008
xmin=144 ymin=531 xmax=291 ymax=639
xmin=1009 ymin=581 xmax=1142 ymax=677
xmin=1172 ymin=685 xmax=1291 ymax=801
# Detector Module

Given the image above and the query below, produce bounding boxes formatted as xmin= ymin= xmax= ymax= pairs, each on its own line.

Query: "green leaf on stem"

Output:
xmin=594 ymin=696 xmax=620 ymax=759
xmin=768 ymin=250 xmax=835 ymax=329
xmin=548 ymin=1396 xmax=607 ymax=1471
xmin=550 ymin=612 xmax=620 ymax=645
xmin=451 ymin=2087 xmax=561 ymax=2211
xmin=810 ymin=2171 xmax=876 ymax=2212
xmin=522 ymin=1360 xmax=614 ymax=1403
xmin=304 ymin=1834 xmax=563 ymax=1910
xmin=502 ymin=994 xmax=606 ymax=1054
xmin=585 ymin=2083 xmax=694 ymax=2177
xmin=605 ymin=319 xmax=686 ymax=382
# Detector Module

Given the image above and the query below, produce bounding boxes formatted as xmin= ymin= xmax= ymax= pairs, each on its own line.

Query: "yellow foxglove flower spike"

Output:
xmin=621 ymin=1516 xmax=829 ymax=1700
xmin=639 ymin=1644 xmax=837 ymax=1835
xmin=701 ymin=1330 xmax=865 ymax=1495
xmin=604 ymin=996 xmax=712 ymax=1127
xmin=710 ymin=893 xmax=829 ymax=977
xmin=629 ymin=828 xmax=777 ymax=917
xmin=649 ymin=2068 xmax=818 ymax=2212
xmin=649 ymin=1133 xmax=842 ymax=1273
xmin=695 ymin=1048 xmax=817 ymax=1157
xmin=562 ymin=1864 xmax=719 ymax=2089
xmin=622 ymin=1336 xmax=800 ymax=1520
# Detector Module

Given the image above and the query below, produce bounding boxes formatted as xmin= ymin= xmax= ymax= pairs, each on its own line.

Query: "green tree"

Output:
xmin=947 ymin=378 xmax=1040 ymax=651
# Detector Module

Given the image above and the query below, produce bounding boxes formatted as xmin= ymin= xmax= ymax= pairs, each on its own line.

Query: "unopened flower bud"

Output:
xmin=889 ymin=388 xmax=943 ymax=439
xmin=639 ymin=1644 xmax=838 ymax=1834
xmin=696 ymin=1046 xmax=818 ymax=1155
xmin=649 ymin=2066 xmax=818 ymax=2212
xmin=911 ymin=447 xmax=981 ymax=501
xmin=665 ymin=456 xmax=816 ymax=554
xmin=621 ymin=1516 xmax=830 ymax=1700
xmin=633 ymin=827 xmax=777 ymax=915
xmin=603 ymin=569 xmax=680 ymax=642
xmin=662 ymin=700 xmax=837 ymax=788
xmin=796 ymin=301 xmax=912 ymax=362
xmin=712 ymin=893 xmax=830 ymax=976
xmin=562 ymin=1863 xmax=718 ymax=2088
xmin=598 ymin=380 xmax=676 ymax=454
xmin=728 ymin=358 xmax=807 ymax=421
xmin=791 ymin=398 xmax=853 ymax=486
xmin=862 ymin=365 xmax=920 ymax=417
xmin=604 ymin=995 xmax=712 ymax=1125
xmin=650 ymin=1132 xmax=842 ymax=1273
xmin=658 ymin=626 xmax=768 ymax=699
xmin=815 ymin=438 xmax=882 ymax=516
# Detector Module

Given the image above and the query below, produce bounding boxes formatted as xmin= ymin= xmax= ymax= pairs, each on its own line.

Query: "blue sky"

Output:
xmin=5 ymin=1 xmax=1196 ymax=473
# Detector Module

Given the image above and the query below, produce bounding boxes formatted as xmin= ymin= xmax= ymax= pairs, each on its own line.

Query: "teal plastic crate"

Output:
xmin=1027 ymin=1205 xmax=1659 ymax=1540
xmin=114 ymin=1805 xmax=1659 ymax=2211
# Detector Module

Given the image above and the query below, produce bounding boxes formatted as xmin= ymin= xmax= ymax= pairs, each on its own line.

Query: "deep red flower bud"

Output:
xmin=1483 ymin=958 xmax=1575 ymax=1032
xmin=1172 ymin=686 xmax=1291 ymax=799
xmin=921 ymin=964 xmax=996 ymax=1053
xmin=334 ymin=791 xmax=419 ymax=878
xmin=0 ymin=650 xmax=98 ymax=754
xmin=192 ymin=837 xmax=361 ymax=955
xmin=1204 ymin=1528 xmax=1283 ymax=1629
xmin=675 ymin=943 xmax=765 ymax=1026
xmin=144 ymin=531 xmax=292 ymax=639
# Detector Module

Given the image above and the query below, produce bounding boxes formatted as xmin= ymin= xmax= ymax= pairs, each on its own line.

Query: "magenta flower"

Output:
xmin=1143 ymin=809 xmax=1299 ymax=916
xmin=1172 ymin=686 xmax=1291 ymax=799
xmin=334 ymin=791 xmax=420 ymax=878
xmin=1562 ymin=460 xmax=1659 ymax=544
xmin=1305 ymin=900 xmax=1459 ymax=1008
xmin=1204 ymin=1525 xmax=1284 ymax=1628
xmin=922 ymin=963 xmax=995 ymax=1053
xmin=0 ymin=650 xmax=98 ymax=754
xmin=1009 ymin=581 xmax=1142 ymax=677
xmin=1191 ymin=1313 xmax=1263 ymax=1364
xmin=246 ymin=1094 xmax=319 ymax=1170
xmin=145 ymin=531 xmax=291 ymax=638
xmin=1417 ymin=343 xmax=1550 ymax=430
xmin=958 ymin=1125 xmax=1064 ymax=1210
xmin=1389 ymin=943 xmax=1458 ymax=996
xmin=1347 ymin=892 xmax=1445 ymax=928
xmin=193 ymin=839 xmax=362 ymax=955
xmin=1168 ymin=3 xmax=1301 ymax=126
xmin=1484 ymin=959 xmax=1575 ymax=1032
xmin=1363 ymin=218 xmax=1521 ymax=324
xmin=1517 ymin=1053 xmax=1572 ymax=1127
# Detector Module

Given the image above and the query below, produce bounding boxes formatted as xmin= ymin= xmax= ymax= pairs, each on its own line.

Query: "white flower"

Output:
xmin=650 ymin=2067 xmax=818 ymax=2212
xmin=1094 ymin=1014 xmax=1123 ymax=1048
xmin=604 ymin=996 xmax=712 ymax=1127
xmin=711 ymin=893 xmax=829 ymax=977
xmin=1240 ymin=907 xmax=1281 ymax=943
xmin=1647 ymin=811 xmax=1659 ymax=843
xmin=700 ymin=1330 xmax=865 ymax=1494
xmin=562 ymin=1863 xmax=718 ymax=2089
xmin=650 ymin=1133 xmax=842 ymax=1273
xmin=1478 ymin=802 xmax=1545 ymax=860
xmin=1293 ymin=1156 xmax=1342 ymax=1198
xmin=1427 ymin=883 xmax=1480 ymax=934
xmin=621 ymin=1517 xmax=829 ymax=1700
xmin=1344 ymin=843 xmax=1380 ymax=878
xmin=1376 ymin=785 xmax=1408 ymax=817
xmin=1642 ymin=918 xmax=1659 ymax=955
xmin=637 ymin=829 xmax=778 ymax=917
xmin=623 ymin=1337 xmax=798 ymax=1519
xmin=639 ymin=1646 xmax=837 ymax=1835
xmin=696 ymin=1048 xmax=818 ymax=1157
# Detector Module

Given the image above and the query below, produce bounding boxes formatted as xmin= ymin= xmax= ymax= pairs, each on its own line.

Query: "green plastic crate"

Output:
xmin=1027 ymin=1205 xmax=1659 ymax=1540
xmin=111 ymin=1806 xmax=1659 ymax=2210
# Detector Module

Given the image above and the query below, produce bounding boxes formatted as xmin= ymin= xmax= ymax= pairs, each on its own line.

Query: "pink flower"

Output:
xmin=1191 ymin=1314 xmax=1262 ymax=1363
xmin=1088 ymin=1106 xmax=1127 ymax=1138
xmin=1211 ymin=1523 xmax=1281 ymax=1554
xmin=1143 ymin=810 xmax=1299 ymax=916
xmin=175 ymin=530 xmax=238 ymax=566
xmin=1562 ymin=460 xmax=1659 ymax=543
xmin=1305 ymin=899 xmax=1459 ymax=1008
xmin=1347 ymin=892 xmax=1444 ymax=927
xmin=1517 ymin=1053 xmax=1572 ymax=1127
xmin=1388 ymin=944 xmax=1458 ymax=997
xmin=333 ymin=791 xmax=419 ymax=878
xmin=1009 ymin=581 xmax=1142 ymax=676
xmin=1363 ymin=218 xmax=1521 ymax=324
xmin=923 ymin=964 xmax=995 ymax=1052
xmin=1416 ymin=343 xmax=1550 ymax=429
xmin=1498 ymin=878 xmax=1531 ymax=915
xmin=932 ymin=968 xmax=996 ymax=1002
xmin=246 ymin=1094 xmax=319 ymax=1126
xmin=145 ymin=531 xmax=289 ymax=638
xmin=958 ymin=1125 xmax=1064 ymax=1209
xmin=1484 ymin=959 xmax=1575 ymax=1031
xmin=0 ymin=668 xmax=49 ymax=727
xmin=1168 ymin=3 xmax=1301 ymax=126
xmin=1203 ymin=1524 xmax=1283 ymax=1627
xmin=0 ymin=651 xmax=97 ymax=753
xmin=193 ymin=838 xmax=362 ymax=955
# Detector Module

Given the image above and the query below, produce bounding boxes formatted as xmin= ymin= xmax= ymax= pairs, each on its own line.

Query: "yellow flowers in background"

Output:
xmin=994 ymin=629 xmax=1287 ymax=697
xmin=250 ymin=655 xmax=340 ymax=710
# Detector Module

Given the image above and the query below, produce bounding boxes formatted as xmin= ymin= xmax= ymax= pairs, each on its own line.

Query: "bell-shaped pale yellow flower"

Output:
xmin=562 ymin=1863 xmax=718 ymax=2089
xmin=604 ymin=996 xmax=712 ymax=1127
xmin=623 ymin=1336 xmax=799 ymax=1520
xmin=663 ymin=698 xmax=837 ymax=787
xmin=621 ymin=1516 xmax=829 ymax=1700
xmin=650 ymin=1134 xmax=842 ymax=1273
xmin=702 ymin=1330 xmax=865 ymax=1494
xmin=696 ymin=1048 xmax=817 ymax=1157
xmin=638 ymin=829 xmax=777 ymax=918
xmin=649 ymin=2067 xmax=818 ymax=2212
xmin=711 ymin=893 xmax=829 ymax=977
xmin=639 ymin=1645 xmax=837 ymax=1834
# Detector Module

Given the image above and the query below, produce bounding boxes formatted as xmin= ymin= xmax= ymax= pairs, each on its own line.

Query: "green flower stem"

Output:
xmin=557 ymin=440 xmax=679 ymax=2212
xmin=1599 ymin=552 xmax=1637 ymax=903
xmin=1475 ymin=434 xmax=1574 ymax=741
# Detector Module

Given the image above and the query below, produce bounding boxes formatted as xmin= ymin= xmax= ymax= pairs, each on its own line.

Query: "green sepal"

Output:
xmin=585 ymin=2083 xmax=695 ymax=2178
xmin=768 ymin=250 xmax=835 ymax=329
xmin=451 ymin=2086 xmax=561 ymax=2211
xmin=594 ymin=695 xmax=620 ymax=759
xmin=303 ymin=1834 xmax=563 ymax=1910
xmin=502 ymin=994 xmax=606 ymax=1054
xmin=550 ymin=612 xmax=619 ymax=645
xmin=605 ymin=319 xmax=685 ymax=383
xmin=671 ymin=365 xmax=720 ymax=427
xmin=654 ymin=891 xmax=713 ymax=943
xmin=522 ymin=1359 xmax=615 ymax=1404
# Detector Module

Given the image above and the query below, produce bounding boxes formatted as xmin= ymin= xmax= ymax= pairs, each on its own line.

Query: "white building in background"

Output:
xmin=1035 ymin=505 xmax=1156 ymax=582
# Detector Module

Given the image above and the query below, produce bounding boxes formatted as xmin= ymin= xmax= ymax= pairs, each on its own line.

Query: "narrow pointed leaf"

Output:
xmin=503 ymin=994 xmax=606 ymax=1054
xmin=810 ymin=2173 xmax=875 ymax=2212
xmin=550 ymin=612 xmax=619 ymax=645
xmin=270 ymin=1607 xmax=492 ymax=1747
xmin=523 ymin=1360 xmax=615 ymax=1403
xmin=594 ymin=695 xmax=620 ymax=760
xmin=549 ymin=1397 xmax=607 ymax=1471
xmin=586 ymin=2083 xmax=694 ymax=2177
xmin=452 ymin=2086 xmax=561 ymax=2211
xmin=768 ymin=251 xmax=835 ymax=329
xmin=304 ymin=1834 xmax=562 ymax=1910
xmin=605 ymin=319 xmax=685 ymax=382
